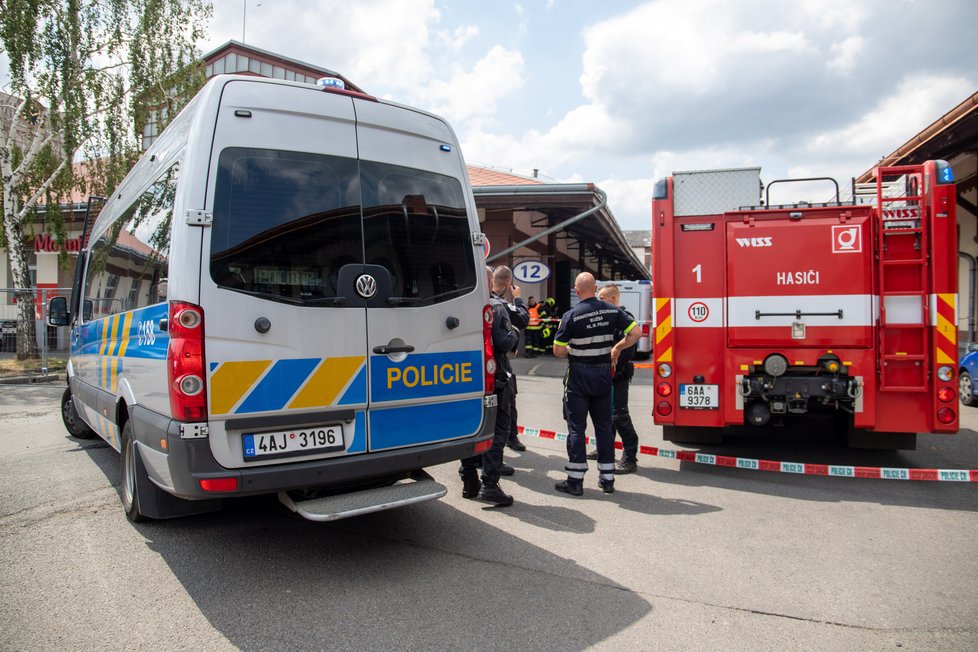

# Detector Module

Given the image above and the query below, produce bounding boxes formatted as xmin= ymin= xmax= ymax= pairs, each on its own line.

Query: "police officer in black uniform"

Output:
xmin=492 ymin=265 xmax=530 ymax=455
xmin=458 ymin=267 xmax=519 ymax=506
xmin=552 ymin=272 xmax=640 ymax=495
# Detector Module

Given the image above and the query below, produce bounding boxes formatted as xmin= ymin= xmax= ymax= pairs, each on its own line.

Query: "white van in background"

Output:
xmin=571 ymin=279 xmax=653 ymax=358
xmin=49 ymin=75 xmax=496 ymax=522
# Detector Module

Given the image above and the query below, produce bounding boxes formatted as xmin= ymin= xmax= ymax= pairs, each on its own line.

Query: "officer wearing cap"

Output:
xmin=552 ymin=272 xmax=641 ymax=495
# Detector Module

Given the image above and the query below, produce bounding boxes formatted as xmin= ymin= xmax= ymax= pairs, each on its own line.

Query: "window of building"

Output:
xmin=206 ymin=63 xmax=213 ymax=76
xmin=249 ymin=58 xmax=260 ymax=74
xmin=237 ymin=55 xmax=249 ymax=72
xmin=213 ymin=56 xmax=225 ymax=75
xmin=226 ymin=53 xmax=236 ymax=73
xmin=273 ymin=65 xmax=285 ymax=79
xmin=286 ymin=70 xmax=295 ymax=81
xmin=260 ymin=61 xmax=272 ymax=77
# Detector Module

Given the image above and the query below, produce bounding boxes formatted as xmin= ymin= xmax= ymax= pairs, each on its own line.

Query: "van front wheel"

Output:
xmin=61 ymin=387 xmax=96 ymax=439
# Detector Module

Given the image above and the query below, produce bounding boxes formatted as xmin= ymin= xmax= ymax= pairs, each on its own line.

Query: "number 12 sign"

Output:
xmin=513 ymin=260 xmax=551 ymax=283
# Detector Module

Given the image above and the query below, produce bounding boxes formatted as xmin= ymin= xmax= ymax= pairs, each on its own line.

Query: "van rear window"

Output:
xmin=211 ymin=148 xmax=363 ymax=304
xmin=210 ymin=148 xmax=476 ymax=307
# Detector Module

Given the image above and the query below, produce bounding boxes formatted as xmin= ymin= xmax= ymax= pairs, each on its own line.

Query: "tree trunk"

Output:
xmin=11 ymin=245 xmax=40 ymax=361
xmin=2 ymin=209 xmax=40 ymax=360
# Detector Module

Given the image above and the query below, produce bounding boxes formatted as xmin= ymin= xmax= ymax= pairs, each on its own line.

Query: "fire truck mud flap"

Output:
xmin=662 ymin=425 xmax=725 ymax=444
xmin=277 ymin=470 xmax=447 ymax=522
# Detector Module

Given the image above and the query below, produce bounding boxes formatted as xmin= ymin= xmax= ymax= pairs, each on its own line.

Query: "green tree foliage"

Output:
xmin=0 ymin=0 xmax=211 ymax=358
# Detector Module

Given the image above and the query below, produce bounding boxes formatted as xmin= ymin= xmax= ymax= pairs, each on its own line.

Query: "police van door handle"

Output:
xmin=373 ymin=344 xmax=415 ymax=355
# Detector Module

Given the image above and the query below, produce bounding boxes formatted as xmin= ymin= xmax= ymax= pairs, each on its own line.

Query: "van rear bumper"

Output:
xmin=131 ymin=404 xmax=496 ymax=500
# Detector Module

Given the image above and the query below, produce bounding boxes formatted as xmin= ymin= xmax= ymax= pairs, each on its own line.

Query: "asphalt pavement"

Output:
xmin=1 ymin=376 xmax=977 ymax=651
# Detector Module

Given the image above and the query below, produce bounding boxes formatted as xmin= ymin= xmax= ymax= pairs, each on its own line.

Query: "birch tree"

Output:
xmin=0 ymin=0 xmax=210 ymax=358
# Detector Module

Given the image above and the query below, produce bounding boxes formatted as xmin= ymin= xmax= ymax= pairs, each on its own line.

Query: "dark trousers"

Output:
xmin=613 ymin=376 xmax=639 ymax=461
xmin=525 ymin=328 xmax=543 ymax=353
xmin=460 ymin=376 xmax=512 ymax=486
xmin=563 ymin=365 xmax=615 ymax=486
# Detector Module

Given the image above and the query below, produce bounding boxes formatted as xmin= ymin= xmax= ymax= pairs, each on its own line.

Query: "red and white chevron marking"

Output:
xmin=517 ymin=426 xmax=978 ymax=482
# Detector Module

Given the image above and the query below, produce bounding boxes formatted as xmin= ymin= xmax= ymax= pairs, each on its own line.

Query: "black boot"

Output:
xmin=461 ymin=475 xmax=481 ymax=499
xmin=477 ymin=483 xmax=514 ymax=506
xmin=555 ymin=479 xmax=583 ymax=496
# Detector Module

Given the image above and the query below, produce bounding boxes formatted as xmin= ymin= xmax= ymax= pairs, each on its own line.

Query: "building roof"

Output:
xmin=856 ymin=88 xmax=978 ymax=191
xmin=467 ymin=166 xmax=543 ymax=187
xmin=202 ymin=40 xmax=363 ymax=92
xmin=471 ymin=177 xmax=651 ymax=280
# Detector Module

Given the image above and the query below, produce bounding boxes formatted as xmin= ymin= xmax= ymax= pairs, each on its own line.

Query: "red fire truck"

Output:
xmin=650 ymin=160 xmax=958 ymax=449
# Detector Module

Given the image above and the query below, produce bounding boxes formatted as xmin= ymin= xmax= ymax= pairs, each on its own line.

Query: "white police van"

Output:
xmin=49 ymin=75 xmax=496 ymax=522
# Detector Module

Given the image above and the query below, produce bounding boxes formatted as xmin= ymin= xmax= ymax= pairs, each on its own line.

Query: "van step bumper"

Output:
xmin=278 ymin=471 xmax=447 ymax=522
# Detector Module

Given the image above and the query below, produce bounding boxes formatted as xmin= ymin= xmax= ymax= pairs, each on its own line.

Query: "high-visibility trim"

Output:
xmin=728 ymin=294 xmax=873 ymax=327
xmin=288 ymin=356 xmax=366 ymax=409
xmin=935 ymin=293 xmax=957 ymax=364
xmin=553 ymin=339 xmax=569 ymax=346
xmin=623 ymin=320 xmax=637 ymax=334
xmin=654 ymin=298 xmax=673 ymax=363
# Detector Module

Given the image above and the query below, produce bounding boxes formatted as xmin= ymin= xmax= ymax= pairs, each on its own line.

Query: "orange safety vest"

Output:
xmin=528 ymin=305 xmax=542 ymax=328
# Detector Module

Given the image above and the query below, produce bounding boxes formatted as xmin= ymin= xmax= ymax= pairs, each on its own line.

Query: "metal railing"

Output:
xmin=0 ymin=287 xmax=73 ymax=372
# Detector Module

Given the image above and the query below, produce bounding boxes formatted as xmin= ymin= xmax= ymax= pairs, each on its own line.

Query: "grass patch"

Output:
xmin=0 ymin=356 xmax=67 ymax=377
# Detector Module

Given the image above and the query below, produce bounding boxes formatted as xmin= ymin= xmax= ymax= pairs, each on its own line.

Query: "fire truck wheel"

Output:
xmin=959 ymin=371 xmax=977 ymax=407
xmin=662 ymin=425 xmax=724 ymax=444
xmin=61 ymin=387 xmax=97 ymax=439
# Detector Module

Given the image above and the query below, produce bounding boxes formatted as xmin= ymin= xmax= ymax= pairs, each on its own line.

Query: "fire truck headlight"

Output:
xmin=763 ymin=354 xmax=789 ymax=377
xmin=656 ymin=363 xmax=672 ymax=378
xmin=937 ymin=366 xmax=954 ymax=382
xmin=823 ymin=359 xmax=841 ymax=374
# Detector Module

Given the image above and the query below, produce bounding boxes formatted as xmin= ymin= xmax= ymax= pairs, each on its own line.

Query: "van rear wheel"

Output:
xmin=61 ymin=387 xmax=96 ymax=439
xmin=121 ymin=421 xmax=150 ymax=522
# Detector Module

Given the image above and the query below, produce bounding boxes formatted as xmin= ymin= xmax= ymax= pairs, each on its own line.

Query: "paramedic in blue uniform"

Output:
xmin=552 ymin=272 xmax=640 ymax=495
xmin=459 ymin=266 xmax=519 ymax=506
xmin=492 ymin=265 xmax=530 ymax=455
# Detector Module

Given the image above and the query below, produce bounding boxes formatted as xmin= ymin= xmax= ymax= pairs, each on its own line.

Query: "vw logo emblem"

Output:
xmin=355 ymin=274 xmax=378 ymax=299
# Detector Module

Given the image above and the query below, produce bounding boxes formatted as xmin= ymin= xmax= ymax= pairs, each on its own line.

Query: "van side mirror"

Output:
xmin=82 ymin=299 xmax=94 ymax=322
xmin=48 ymin=297 xmax=69 ymax=326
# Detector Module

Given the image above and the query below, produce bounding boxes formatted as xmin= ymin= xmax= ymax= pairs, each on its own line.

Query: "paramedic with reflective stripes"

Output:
xmin=552 ymin=272 xmax=640 ymax=495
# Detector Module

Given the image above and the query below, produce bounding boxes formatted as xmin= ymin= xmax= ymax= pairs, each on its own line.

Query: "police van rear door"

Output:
xmin=353 ymin=99 xmax=485 ymax=451
xmin=201 ymin=80 xmax=370 ymax=470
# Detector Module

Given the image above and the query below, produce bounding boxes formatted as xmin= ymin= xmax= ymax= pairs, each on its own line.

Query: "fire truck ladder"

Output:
xmin=876 ymin=165 xmax=929 ymax=392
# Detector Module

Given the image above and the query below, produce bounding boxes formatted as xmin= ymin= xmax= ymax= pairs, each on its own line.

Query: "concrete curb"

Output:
xmin=0 ymin=373 xmax=63 ymax=385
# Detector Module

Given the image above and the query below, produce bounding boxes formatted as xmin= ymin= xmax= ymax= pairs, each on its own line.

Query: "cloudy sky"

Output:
xmin=7 ymin=0 xmax=976 ymax=230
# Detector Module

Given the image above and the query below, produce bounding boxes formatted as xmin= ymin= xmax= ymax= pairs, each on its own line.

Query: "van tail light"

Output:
xmin=167 ymin=301 xmax=208 ymax=421
xmin=483 ymin=304 xmax=495 ymax=395
xmin=642 ymin=323 xmax=650 ymax=338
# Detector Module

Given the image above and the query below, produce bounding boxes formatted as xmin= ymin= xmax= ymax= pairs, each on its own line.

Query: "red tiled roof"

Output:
xmin=467 ymin=166 xmax=543 ymax=187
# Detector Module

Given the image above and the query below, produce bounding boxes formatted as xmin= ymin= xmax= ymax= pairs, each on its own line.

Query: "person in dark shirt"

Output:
xmin=552 ymin=273 xmax=640 ymax=495
xmin=598 ymin=283 xmax=640 ymax=474
xmin=458 ymin=266 xmax=519 ymax=506
xmin=492 ymin=266 xmax=529 ymax=456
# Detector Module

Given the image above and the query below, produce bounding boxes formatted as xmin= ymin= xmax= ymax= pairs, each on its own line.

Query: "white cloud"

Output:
xmin=805 ymin=73 xmax=973 ymax=161
xmin=438 ymin=25 xmax=479 ymax=53
xmin=827 ymin=35 xmax=864 ymax=74
xmin=205 ymin=0 xmax=441 ymax=92
xmin=421 ymin=45 xmax=525 ymax=127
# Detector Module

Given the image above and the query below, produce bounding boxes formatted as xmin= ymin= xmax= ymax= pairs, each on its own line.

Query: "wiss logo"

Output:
xmin=735 ymin=237 xmax=773 ymax=248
